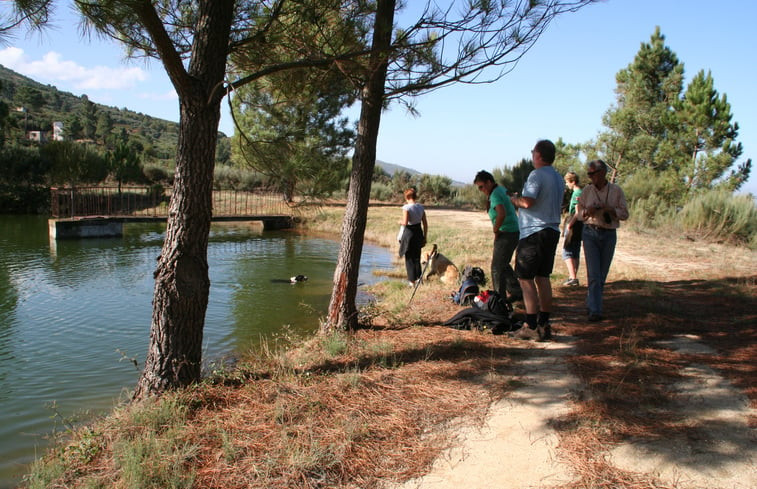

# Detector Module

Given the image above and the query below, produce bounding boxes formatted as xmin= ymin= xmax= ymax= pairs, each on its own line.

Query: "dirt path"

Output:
xmin=388 ymin=218 xmax=756 ymax=489
xmin=392 ymin=338 xmax=582 ymax=489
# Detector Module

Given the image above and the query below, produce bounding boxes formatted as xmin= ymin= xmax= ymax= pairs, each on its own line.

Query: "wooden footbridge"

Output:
xmin=49 ymin=186 xmax=295 ymax=239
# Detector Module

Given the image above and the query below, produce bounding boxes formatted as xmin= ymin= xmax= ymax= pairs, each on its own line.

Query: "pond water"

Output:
xmin=0 ymin=215 xmax=394 ymax=488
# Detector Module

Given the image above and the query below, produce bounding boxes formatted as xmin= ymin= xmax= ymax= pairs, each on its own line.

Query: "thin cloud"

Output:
xmin=138 ymin=89 xmax=177 ymax=101
xmin=0 ymin=47 xmax=147 ymax=90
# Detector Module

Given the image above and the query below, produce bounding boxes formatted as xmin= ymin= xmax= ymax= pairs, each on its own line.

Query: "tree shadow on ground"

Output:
xmin=554 ymin=275 xmax=756 ymax=476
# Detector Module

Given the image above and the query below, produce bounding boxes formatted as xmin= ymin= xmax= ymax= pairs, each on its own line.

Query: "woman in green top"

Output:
xmin=474 ymin=170 xmax=522 ymax=302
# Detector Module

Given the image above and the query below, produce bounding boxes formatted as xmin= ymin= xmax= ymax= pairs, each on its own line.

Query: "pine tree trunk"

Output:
xmin=133 ymin=0 xmax=233 ymax=399
xmin=133 ymin=95 xmax=219 ymax=398
xmin=323 ymin=0 xmax=395 ymax=332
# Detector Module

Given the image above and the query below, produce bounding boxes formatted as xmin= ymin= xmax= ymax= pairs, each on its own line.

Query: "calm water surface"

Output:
xmin=0 ymin=215 xmax=394 ymax=487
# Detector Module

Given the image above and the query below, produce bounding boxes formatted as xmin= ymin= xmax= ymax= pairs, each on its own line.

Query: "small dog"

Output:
xmin=290 ymin=274 xmax=308 ymax=284
xmin=422 ymin=246 xmax=459 ymax=284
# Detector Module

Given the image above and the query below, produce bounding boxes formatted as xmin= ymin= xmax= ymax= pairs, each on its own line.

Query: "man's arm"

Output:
xmin=511 ymin=195 xmax=536 ymax=209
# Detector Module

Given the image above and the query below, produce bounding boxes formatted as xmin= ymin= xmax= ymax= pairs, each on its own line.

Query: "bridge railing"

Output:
xmin=50 ymin=186 xmax=293 ymax=219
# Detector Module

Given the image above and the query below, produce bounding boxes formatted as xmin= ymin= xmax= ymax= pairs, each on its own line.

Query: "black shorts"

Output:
xmin=515 ymin=228 xmax=560 ymax=279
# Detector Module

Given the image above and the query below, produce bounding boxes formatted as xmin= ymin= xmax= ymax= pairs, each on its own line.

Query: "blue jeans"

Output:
xmin=582 ymin=226 xmax=617 ymax=316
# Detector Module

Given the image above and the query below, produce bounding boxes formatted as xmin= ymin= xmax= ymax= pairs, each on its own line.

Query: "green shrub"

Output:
xmin=451 ymin=184 xmax=485 ymax=210
xmin=142 ymin=164 xmax=172 ymax=185
xmin=629 ymin=190 xmax=757 ymax=248
xmin=369 ymin=181 xmax=394 ymax=202
xmin=627 ymin=195 xmax=677 ymax=231
xmin=238 ymin=169 xmax=265 ymax=191
xmin=677 ymin=190 xmax=757 ymax=247
xmin=213 ymin=165 xmax=264 ymax=191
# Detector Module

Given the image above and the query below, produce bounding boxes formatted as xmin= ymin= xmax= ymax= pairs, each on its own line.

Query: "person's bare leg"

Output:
xmin=565 ymin=258 xmax=578 ymax=280
xmin=534 ymin=276 xmax=552 ymax=313
xmin=518 ymin=279 xmax=538 ymax=315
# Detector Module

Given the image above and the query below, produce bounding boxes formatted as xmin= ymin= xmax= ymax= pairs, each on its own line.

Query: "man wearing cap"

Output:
xmin=510 ymin=139 xmax=564 ymax=340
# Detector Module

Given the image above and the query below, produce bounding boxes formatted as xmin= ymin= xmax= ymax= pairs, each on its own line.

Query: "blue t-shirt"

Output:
xmin=518 ymin=166 xmax=563 ymax=238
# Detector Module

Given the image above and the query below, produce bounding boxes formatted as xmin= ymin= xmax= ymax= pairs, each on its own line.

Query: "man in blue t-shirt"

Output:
xmin=509 ymin=139 xmax=563 ymax=341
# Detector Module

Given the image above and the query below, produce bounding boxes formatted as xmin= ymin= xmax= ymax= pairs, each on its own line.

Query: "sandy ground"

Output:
xmin=388 ymin=211 xmax=757 ymax=489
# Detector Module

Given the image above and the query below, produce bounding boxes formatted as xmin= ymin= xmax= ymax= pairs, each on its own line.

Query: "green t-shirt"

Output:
xmin=568 ymin=187 xmax=582 ymax=215
xmin=489 ymin=185 xmax=519 ymax=232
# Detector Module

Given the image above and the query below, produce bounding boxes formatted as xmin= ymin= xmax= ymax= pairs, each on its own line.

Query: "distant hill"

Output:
xmin=0 ymin=65 xmax=466 ymax=185
xmin=375 ymin=160 xmax=420 ymax=177
xmin=376 ymin=159 xmax=467 ymax=187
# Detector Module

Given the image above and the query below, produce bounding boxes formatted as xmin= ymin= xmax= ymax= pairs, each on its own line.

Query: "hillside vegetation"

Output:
xmin=0 ymin=64 xmax=192 ymax=162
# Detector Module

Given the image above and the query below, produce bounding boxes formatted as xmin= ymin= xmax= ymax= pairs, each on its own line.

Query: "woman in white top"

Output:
xmin=398 ymin=188 xmax=428 ymax=286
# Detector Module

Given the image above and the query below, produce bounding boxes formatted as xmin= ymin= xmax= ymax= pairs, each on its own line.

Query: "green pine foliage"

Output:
xmin=596 ymin=27 xmax=751 ymax=204
xmin=0 ymin=145 xmax=49 ymax=212
xmin=494 ymin=158 xmax=532 ymax=195
xmin=676 ymin=70 xmax=751 ymax=193
xmin=41 ymin=140 xmax=108 ymax=187
xmin=229 ymin=70 xmax=355 ymax=202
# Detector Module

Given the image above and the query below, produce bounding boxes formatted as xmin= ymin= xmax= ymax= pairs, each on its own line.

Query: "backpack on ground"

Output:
xmin=452 ymin=278 xmax=479 ymax=306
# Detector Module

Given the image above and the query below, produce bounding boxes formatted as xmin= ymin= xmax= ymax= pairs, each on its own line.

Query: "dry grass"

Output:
xmin=553 ymin=403 xmax=679 ymax=489
xmin=28 ymin=322 xmax=522 ymax=488
xmin=186 ymin=328 xmax=517 ymax=489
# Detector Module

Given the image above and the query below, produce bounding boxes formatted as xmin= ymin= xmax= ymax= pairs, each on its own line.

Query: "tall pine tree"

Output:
xmin=675 ymin=70 xmax=750 ymax=193
xmin=597 ymin=27 xmax=750 ymax=203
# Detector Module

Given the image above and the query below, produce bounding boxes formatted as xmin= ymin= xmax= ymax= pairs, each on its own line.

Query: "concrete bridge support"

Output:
xmin=49 ymin=218 xmax=124 ymax=239
xmin=262 ymin=216 xmax=294 ymax=231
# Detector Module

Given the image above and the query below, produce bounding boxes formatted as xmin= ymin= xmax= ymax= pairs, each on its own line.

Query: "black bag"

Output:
xmin=442 ymin=307 xmax=514 ymax=334
xmin=563 ymin=216 xmax=583 ymax=247
xmin=478 ymin=290 xmax=513 ymax=317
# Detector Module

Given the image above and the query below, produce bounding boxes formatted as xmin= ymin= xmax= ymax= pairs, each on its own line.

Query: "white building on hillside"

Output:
xmin=53 ymin=121 xmax=64 ymax=141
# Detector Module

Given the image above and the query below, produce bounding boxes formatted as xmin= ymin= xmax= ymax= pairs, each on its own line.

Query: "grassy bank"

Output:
xmin=301 ymin=204 xmax=494 ymax=270
xmin=23 ymin=204 xmax=757 ymax=489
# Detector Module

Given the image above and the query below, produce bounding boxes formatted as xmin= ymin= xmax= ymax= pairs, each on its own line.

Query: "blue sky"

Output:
xmin=1 ymin=0 xmax=755 ymax=195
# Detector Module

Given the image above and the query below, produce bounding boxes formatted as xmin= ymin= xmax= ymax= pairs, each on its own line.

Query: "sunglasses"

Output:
xmin=587 ymin=170 xmax=601 ymax=176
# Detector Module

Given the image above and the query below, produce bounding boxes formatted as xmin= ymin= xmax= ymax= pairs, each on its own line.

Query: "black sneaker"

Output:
xmin=537 ymin=322 xmax=552 ymax=341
